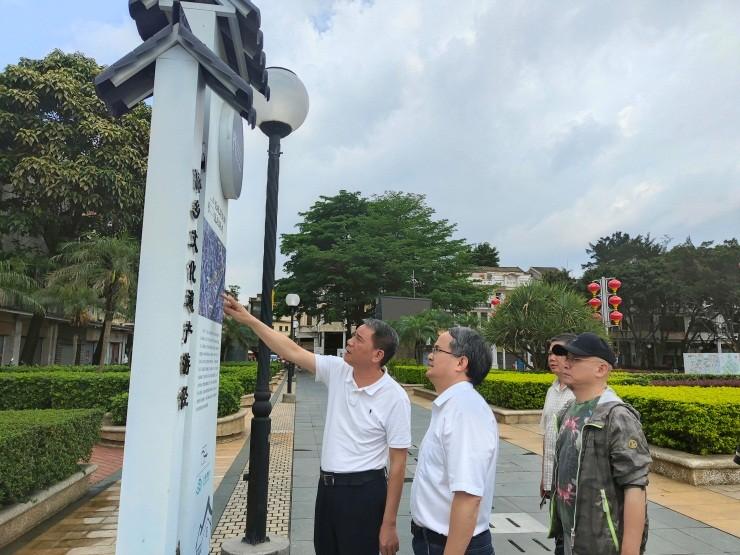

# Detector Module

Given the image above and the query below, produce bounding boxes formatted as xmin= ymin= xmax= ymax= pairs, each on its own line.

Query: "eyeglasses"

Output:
xmin=431 ymin=345 xmax=460 ymax=357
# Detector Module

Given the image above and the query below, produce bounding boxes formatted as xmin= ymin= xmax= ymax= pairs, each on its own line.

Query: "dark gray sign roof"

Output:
xmin=128 ymin=0 xmax=268 ymax=97
xmin=95 ymin=6 xmax=257 ymax=125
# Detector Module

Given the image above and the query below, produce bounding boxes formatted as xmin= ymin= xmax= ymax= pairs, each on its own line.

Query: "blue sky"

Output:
xmin=3 ymin=1 xmax=740 ymax=295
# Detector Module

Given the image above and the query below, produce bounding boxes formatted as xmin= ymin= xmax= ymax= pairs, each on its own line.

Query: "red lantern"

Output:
xmin=588 ymin=297 xmax=602 ymax=310
xmin=490 ymin=297 xmax=501 ymax=306
xmin=607 ymin=278 xmax=622 ymax=292
xmin=608 ymin=295 xmax=622 ymax=309
xmin=592 ymin=312 xmax=602 ymax=321
xmin=610 ymin=310 xmax=623 ymax=325
xmin=587 ymin=282 xmax=601 ymax=296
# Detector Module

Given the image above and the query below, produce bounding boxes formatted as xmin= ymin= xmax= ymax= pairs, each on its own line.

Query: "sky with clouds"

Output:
xmin=2 ymin=0 xmax=739 ymax=296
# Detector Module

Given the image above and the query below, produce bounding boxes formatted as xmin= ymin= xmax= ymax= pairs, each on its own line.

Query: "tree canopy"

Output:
xmin=277 ymin=190 xmax=484 ymax=331
xmin=469 ymin=242 xmax=500 ymax=267
xmin=484 ymin=281 xmax=605 ymax=370
xmin=0 ymin=50 xmax=151 ymax=255
xmin=582 ymin=232 xmax=740 ymax=367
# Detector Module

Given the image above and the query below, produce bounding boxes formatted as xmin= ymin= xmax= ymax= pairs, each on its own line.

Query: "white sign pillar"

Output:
xmin=116 ymin=41 xmax=207 ymax=554
xmin=116 ymin=5 xmax=240 ymax=552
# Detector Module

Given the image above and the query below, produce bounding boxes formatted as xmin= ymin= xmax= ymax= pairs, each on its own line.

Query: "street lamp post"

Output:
xmin=238 ymin=67 xmax=308 ymax=549
xmin=285 ymin=293 xmax=300 ymax=393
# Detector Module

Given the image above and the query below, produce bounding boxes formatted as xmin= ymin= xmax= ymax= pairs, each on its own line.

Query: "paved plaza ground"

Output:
xmin=290 ymin=372 xmax=740 ymax=555
xmin=3 ymin=371 xmax=740 ymax=554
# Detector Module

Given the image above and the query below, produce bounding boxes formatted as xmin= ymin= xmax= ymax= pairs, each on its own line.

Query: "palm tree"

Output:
xmin=483 ymin=281 xmax=604 ymax=370
xmin=40 ymin=283 xmax=98 ymax=365
xmin=0 ymin=259 xmax=44 ymax=313
xmin=395 ymin=310 xmax=454 ymax=363
xmin=47 ymin=235 xmax=139 ymax=369
xmin=220 ymin=317 xmax=258 ymax=361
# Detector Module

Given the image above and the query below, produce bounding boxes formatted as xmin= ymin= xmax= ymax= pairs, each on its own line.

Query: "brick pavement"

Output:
xmin=87 ymin=445 xmax=124 ymax=485
xmin=209 ymin=400 xmax=295 ymax=554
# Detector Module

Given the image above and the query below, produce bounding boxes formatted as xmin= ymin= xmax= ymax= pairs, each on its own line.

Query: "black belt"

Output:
xmin=319 ymin=468 xmax=386 ymax=486
xmin=411 ymin=521 xmax=488 ymax=546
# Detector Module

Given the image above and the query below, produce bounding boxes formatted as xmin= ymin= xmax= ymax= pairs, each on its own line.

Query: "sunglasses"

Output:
xmin=549 ymin=344 xmax=569 ymax=356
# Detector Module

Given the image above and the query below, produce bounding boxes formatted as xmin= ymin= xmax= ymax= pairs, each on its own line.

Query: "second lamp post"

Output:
xmin=285 ymin=293 xmax=300 ymax=393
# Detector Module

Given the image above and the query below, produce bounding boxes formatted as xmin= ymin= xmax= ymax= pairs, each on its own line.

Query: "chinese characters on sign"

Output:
xmin=179 ymin=168 xmax=203 ymax=410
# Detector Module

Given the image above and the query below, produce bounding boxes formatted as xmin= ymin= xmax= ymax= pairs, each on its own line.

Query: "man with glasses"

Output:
xmin=222 ymin=295 xmax=410 ymax=555
xmin=539 ymin=333 xmax=577 ymax=555
xmin=410 ymin=327 xmax=498 ymax=555
xmin=548 ymin=332 xmax=651 ymax=555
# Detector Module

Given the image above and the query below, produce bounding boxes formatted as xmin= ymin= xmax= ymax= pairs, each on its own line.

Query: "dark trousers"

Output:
xmin=314 ymin=471 xmax=387 ymax=555
xmin=554 ymin=535 xmax=564 ymax=555
xmin=411 ymin=522 xmax=494 ymax=555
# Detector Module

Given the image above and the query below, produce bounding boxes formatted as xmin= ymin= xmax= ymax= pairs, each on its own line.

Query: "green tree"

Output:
xmin=701 ymin=239 xmax=740 ymax=353
xmin=47 ymin=234 xmax=139 ymax=369
xmin=540 ymin=268 xmax=578 ymax=291
xmin=394 ymin=310 xmax=454 ymax=363
xmin=469 ymin=242 xmax=500 ymax=267
xmin=279 ymin=191 xmax=483 ymax=336
xmin=40 ymin=282 xmax=98 ymax=365
xmin=0 ymin=50 xmax=151 ymax=255
xmin=582 ymin=232 xmax=670 ymax=369
xmin=0 ymin=259 xmax=43 ymax=313
xmin=220 ymin=285 xmax=258 ymax=360
xmin=483 ymin=281 xmax=604 ymax=370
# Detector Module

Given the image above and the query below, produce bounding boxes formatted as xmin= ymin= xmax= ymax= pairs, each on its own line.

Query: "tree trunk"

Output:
xmin=72 ymin=333 xmax=79 ymax=365
xmin=96 ymin=312 xmax=113 ymax=371
xmin=20 ymin=313 xmax=44 ymax=365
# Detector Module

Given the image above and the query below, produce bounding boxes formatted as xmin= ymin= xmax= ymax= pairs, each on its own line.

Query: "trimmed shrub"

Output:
xmin=0 ymin=408 xmax=102 ymax=505
xmin=472 ymin=372 xmax=740 ymax=455
xmin=0 ymin=364 xmax=130 ymax=373
xmin=388 ymin=365 xmax=430 ymax=386
xmin=0 ymin=373 xmax=55 ymax=409
xmin=221 ymin=365 xmax=258 ymax=395
xmin=108 ymin=392 xmax=129 ymax=426
xmin=51 ymin=373 xmax=130 ymax=409
xmin=0 ymin=372 xmax=130 ymax=410
xmin=614 ymin=385 xmax=740 ymax=455
xmin=217 ymin=375 xmax=242 ymax=418
xmin=387 ymin=358 xmax=418 ymax=370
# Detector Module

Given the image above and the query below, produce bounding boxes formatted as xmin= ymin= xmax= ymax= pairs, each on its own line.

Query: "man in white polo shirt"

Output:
xmin=223 ymin=294 xmax=411 ymax=555
xmin=411 ymin=326 xmax=498 ymax=555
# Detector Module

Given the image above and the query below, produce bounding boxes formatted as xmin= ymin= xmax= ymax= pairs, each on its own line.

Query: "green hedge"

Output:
xmin=0 ymin=364 xmax=130 ymax=373
xmin=0 ymin=409 xmax=102 ymax=505
xmin=614 ymin=385 xmax=740 ymax=455
xmin=473 ymin=372 xmax=740 ymax=455
xmin=388 ymin=365 xmax=430 ymax=386
xmin=0 ymin=372 xmax=130 ymax=410
xmin=108 ymin=392 xmax=129 ymax=425
xmin=217 ymin=376 xmax=243 ymax=418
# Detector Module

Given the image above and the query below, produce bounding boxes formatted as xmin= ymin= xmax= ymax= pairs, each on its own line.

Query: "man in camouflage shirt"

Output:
xmin=549 ymin=333 xmax=651 ymax=555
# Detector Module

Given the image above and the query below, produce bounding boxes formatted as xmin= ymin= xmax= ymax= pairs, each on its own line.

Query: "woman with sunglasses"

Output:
xmin=540 ymin=333 xmax=577 ymax=555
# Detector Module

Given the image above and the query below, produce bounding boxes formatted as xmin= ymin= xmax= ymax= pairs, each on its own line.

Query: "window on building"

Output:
xmin=305 ymin=315 xmax=312 ymax=326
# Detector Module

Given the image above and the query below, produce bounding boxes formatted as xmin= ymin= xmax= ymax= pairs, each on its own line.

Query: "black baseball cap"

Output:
xmin=561 ymin=332 xmax=617 ymax=366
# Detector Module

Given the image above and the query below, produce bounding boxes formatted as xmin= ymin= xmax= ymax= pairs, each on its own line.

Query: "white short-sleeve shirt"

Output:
xmin=411 ymin=381 xmax=498 ymax=536
xmin=315 ymin=354 xmax=412 ymax=473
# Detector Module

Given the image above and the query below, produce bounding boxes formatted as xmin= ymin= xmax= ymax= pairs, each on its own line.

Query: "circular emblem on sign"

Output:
xmin=218 ymin=104 xmax=244 ymax=199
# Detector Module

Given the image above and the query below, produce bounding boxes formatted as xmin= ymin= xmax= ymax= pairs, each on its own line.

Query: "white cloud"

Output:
xmin=221 ymin=0 xmax=740 ymax=294
xmin=63 ymin=19 xmax=140 ymax=65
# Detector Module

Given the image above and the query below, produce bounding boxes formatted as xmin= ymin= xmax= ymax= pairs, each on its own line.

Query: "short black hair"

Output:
xmin=363 ymin=318 xmax=399 ymax=367
xmin=448 ymin=326 xmax=492 ymax=385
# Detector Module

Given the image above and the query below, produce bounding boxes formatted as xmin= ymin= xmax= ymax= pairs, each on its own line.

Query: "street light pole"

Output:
xmin=238 ymin=68 xmax=308 ymax=548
